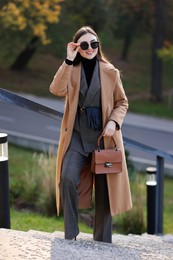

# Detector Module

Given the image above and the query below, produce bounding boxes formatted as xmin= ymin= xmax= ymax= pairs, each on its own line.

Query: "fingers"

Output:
xmin=74 ymin=45 xmax=80 ymax=52
xmin=102 ymin=130 xmax=115 ymax=137
xmin=102 ymin=127 xmax=115 ymax=136
xmin=102 ymin=121 xmax=116 ymax=137
xmin=67 ymin=42 xmax=80 ymax=51
xmin=67 ymin=42 xmax=80 ymax=61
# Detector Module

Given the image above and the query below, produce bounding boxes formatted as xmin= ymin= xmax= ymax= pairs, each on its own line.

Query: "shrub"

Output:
xmin=121 ymin=207 xmax=145 ymax=235
xmin=121 ymin=172 xmax=146 ymax=234
xmin=10 ymin=148 xmax=57 ymax=216
xmin=34 ymin=151 xmax=57 ymax=215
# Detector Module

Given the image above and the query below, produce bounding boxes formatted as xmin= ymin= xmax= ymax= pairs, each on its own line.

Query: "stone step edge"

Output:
xmin=1 ymin=228 xmax=173 ymax=244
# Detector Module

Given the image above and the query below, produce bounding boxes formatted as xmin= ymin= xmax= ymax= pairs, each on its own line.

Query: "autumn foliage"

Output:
xmin=0 ymin=0 xmax=62 ymax=44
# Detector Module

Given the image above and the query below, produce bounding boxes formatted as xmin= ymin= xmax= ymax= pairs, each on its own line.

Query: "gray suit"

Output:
xmin=73 ymin=59 xmax=102 ymax=152
xmin=60 ymin=61 xmax=112 ymax=243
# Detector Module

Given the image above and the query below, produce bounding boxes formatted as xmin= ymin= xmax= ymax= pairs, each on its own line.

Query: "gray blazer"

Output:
xmin=73 ymin=60 xmax=102 ymax=152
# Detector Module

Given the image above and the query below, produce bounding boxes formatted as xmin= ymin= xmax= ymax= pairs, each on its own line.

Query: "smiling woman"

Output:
xmin=77 ymin=34 xmax=99 ymax=60
xmin=49 ymin=26 xmax=132 ymax=243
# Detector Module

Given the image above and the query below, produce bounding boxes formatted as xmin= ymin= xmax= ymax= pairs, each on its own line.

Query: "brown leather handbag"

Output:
xmin=91 ymin=135 xmax=122 ymax=174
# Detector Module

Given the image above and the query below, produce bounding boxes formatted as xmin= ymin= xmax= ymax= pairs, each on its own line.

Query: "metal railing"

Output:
xmin=123 ymin=137 xmax=173 ymax=235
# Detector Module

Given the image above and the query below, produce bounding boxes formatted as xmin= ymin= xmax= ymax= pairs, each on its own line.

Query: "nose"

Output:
xmin=87 ymin=43 xmax=93 ymax=50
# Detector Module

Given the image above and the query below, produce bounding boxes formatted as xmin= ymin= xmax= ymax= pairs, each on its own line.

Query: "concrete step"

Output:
xmin=0 ymin=228 xmax=173 ymax=260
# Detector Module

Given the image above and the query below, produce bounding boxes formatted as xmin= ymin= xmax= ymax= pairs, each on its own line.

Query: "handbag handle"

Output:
xmin=97 ymin=134 xmax=117 ymax=151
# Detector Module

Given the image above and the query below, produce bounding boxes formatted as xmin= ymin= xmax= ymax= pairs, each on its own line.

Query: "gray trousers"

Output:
xmin=60 ymin=133 xmax=112 ymax=243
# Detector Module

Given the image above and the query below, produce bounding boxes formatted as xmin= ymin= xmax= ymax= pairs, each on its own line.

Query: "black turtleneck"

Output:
xmin=65 ymin=56 xmax=97 ymax=87
xmin=81 ymin=56 xmax=96 ymax=86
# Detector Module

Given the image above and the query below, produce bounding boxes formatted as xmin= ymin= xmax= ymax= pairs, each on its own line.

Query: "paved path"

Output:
xmin=16 ymin=93 xmax=173 ymax=135
xmin=0 ymin=229 xmax=173 ymax=260
xmin=0 ymin=93 xmax=173 ymax=172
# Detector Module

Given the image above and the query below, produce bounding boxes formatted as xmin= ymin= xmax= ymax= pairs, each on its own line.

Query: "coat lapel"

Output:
xmin=83 ymin=60 xmax=100 ymax=107
xmin=71 ymin=63 xmax=81 ymax=93
xmin=68 ymin=63 xmax=81 ymax=123
xmin=100 ymin=62 xmax=115 ymax=123
xmin=80 ymin=66 xmax=88 ymax=98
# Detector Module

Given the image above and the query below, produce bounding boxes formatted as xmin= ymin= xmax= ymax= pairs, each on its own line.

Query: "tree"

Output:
xmin=157 ymin=0 xmax=173 ymax=64
xmin=108 ymin=0 xmax=173 ymax=101
xmin=150 ymin=0 xmax=173 ymax=101
xmin=151 ymin=0 xmax=165 ymax=101
xmin=59 ymin=0 xmax=109 ymax=32
xmin=44 ymin=0 xmax=110 ymax=59
xmin=107 ymin=0 xmax=152 ymax=61
xmin=0 ymin=0 xmax=62 ymax=70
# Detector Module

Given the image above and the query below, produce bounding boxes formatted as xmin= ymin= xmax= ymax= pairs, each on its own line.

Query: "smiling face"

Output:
xmin=77 ymin=33 xmax=98 ymax=60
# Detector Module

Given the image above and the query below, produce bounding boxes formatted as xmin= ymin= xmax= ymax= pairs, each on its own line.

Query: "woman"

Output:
xmin=49 ymin=26 xmax=132 ymax=243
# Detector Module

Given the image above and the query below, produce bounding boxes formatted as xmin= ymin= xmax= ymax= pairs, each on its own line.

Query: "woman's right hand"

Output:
xmin=67 ymin=42 xmax=80 ymax=61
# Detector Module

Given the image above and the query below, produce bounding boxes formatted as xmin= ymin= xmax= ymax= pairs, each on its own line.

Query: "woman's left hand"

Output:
xmin=102 ymin=121 xmax=116 ymax=137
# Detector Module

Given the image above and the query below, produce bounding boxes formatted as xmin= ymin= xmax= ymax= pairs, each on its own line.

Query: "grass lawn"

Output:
xmin=10 ymin=208 xmax=93 ymax=234
xmin=8 ymin=144 xmax=173 ymax=235
xmin=10 ymin=175 xmax=173 ymax=235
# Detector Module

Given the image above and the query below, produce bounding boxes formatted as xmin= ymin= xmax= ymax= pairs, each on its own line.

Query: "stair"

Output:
xmin=0 ymin=228 xmax=173 ymax=259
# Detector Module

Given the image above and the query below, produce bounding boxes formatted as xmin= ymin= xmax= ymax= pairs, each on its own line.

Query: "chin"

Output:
xmin=85 ymin=54 xmax=97 ymax=59
xmin=87 ymin=56 xmax=94 ymax=59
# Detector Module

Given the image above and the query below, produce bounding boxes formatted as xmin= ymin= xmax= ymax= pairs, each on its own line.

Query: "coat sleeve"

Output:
xmin=49 ymin=61 xmax=73 ymax=97
xmin=109 ymin=69 xmax=128 ymax=130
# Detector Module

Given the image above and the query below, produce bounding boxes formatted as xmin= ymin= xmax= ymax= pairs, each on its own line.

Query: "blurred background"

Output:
xmin=0 ymin=0 xmax=173 ymax=117
xmin=0 ymin=0 xmax=173 ymax=235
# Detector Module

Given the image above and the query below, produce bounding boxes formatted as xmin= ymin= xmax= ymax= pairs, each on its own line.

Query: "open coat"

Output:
xmin=50 ymin=60 xmax=132 ymax=216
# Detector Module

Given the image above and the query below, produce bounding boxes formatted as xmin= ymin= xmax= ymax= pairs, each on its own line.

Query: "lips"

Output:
xmin=86 ymin=51 xmax=94 ymax=55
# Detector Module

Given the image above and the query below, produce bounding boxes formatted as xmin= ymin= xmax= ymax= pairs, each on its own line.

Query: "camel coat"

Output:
xmin=50 ymin=60 xmax=132 ymax=216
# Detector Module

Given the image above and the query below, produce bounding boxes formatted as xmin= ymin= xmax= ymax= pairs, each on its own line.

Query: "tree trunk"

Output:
xmin=151 ymin=0 xmax=164 ymax=101
xmin=10 ymin=36 xmax=39 ymax=71
xmin=120 ymin=18 xmax=138 ymax=61
xmin=120 ymin=32 xmax=133 ymax=61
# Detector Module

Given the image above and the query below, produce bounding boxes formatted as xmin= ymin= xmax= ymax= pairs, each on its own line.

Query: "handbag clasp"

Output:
xmin=105 ymin=162 xmax=112 ymax=168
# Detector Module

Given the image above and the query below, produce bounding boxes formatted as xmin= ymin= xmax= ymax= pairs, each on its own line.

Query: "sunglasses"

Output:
xmin=80 ymin=41 xmax=99 ymax=50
